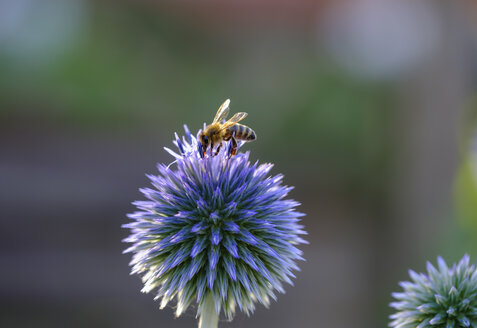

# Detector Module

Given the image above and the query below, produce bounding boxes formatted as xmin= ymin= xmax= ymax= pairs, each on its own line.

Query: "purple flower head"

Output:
xmin=390 ymin=255 xmax=477 ymax=328
xmin=123 ymin=124 xmax=307 ymax=320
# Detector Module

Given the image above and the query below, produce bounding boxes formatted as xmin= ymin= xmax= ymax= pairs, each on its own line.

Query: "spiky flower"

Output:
xmin=390 ymin=255 xmax=477 ymax=328
xmin=123 ymin=125 xmax=307 ymax=323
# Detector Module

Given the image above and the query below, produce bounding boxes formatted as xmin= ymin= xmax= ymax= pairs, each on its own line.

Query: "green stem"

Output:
xmin=198 ymin=293 xmax=218 ymax=328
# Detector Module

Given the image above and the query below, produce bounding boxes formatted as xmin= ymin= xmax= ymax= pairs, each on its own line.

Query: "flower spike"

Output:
xmin=123 ymin=125 xmax=307 ymax=323
xmin=390 ymin=255 xmax=477 ymax=328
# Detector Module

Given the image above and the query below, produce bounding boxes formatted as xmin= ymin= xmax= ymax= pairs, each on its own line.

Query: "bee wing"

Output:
xmin=220 ymin=112 xmax=248 ymax=130
xmin=213 ymin=99 xmax=231 ymax=123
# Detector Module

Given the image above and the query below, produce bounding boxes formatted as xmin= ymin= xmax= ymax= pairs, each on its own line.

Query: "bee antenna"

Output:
xmin=197 ymin=140 xmax=204 ymax=159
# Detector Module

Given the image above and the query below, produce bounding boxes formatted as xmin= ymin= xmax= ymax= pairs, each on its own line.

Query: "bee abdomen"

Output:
xmin=229 ymin=124 xmax=256 ymax=141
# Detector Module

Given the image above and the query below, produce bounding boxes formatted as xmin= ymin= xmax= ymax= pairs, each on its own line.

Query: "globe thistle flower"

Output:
xmin=390 ymin=255 xmax=477 ymax=328
xmin=123 ymin=124 xmax=307 ymax=327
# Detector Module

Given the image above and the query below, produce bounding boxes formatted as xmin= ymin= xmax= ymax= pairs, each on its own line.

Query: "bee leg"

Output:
xmin=214 ymin=142 xmax=222 ymax=156
xmin=230 ymin=137 xmax=238 ymax=157
xmin=210 ymin=141 xmax=214 ymax=156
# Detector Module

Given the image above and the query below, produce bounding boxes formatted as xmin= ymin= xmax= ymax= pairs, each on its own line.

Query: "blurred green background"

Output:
xmin=1 ymin=0 xmax=477 ymax=327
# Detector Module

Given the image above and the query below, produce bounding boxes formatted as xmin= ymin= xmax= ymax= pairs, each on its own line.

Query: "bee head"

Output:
xmin=199 ymin=133 xmax=209 ymax=155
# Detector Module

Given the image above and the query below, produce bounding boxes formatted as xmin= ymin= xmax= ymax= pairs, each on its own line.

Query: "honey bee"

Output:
xmin=199 ymin=99 xmax=256 ymax=156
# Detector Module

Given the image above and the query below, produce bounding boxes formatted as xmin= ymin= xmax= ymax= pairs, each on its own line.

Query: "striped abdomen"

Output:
xmin=226 ymin=123 xmax=256 ymax=141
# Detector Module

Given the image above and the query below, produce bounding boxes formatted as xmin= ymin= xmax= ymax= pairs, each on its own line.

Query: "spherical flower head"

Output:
xmin=390 ymin=255 xmax=477 ymax=328
xmin=123 ymin=125 xmax=307 ymax=320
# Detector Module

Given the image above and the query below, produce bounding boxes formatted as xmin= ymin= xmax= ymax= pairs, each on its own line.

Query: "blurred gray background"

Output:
xmin=2 ymin=0 xmax=477 ymax=327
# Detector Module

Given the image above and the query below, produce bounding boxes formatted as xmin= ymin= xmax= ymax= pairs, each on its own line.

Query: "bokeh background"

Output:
xmin=2 ymin=0 xmax=477 ymax=327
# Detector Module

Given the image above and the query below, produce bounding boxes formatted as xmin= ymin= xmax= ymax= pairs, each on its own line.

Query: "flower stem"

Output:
xmin=199 ymin=293 xmax=218 ymax=328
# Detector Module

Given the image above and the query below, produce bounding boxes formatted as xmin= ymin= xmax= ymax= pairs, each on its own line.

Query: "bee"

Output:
xmin=199 ymin=99 xmax=256 ymax=157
